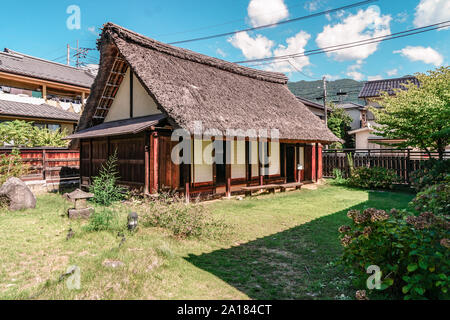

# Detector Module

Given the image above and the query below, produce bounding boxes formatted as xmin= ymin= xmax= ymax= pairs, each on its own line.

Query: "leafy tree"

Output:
xmin=0 ymin=120 xmax=69 ymax=147
xmin=327 ymin=103 xmax=354 ymax=149
xmin=371 ymin=67 xmax=450 ymax=160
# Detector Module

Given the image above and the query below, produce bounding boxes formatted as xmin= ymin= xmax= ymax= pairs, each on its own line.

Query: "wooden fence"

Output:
xmin=323 ymin=149 xmax=449 ymax=184
xmin=0 ymin=147 xmax=80 ymax=183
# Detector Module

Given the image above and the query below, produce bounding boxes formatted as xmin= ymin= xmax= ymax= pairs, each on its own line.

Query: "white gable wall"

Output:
xmin=105 ymin=69 xmax=162 ymax=122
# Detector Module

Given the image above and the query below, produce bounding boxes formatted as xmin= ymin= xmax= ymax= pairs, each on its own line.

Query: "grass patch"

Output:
xmin=0 ymin=185 xmax=414 ymax=300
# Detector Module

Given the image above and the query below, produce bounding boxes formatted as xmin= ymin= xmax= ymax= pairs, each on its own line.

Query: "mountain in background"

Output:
xmin=288 ymin=79 xmax=365 ymax=105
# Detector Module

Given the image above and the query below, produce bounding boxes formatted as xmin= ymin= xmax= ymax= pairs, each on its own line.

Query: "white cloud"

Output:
xmin=216 ymin=48 xmax=227 ymax=58
xmin=394 ymin=46 xmax=444 ymax=66
xmin=264 ymin=31 xmax=311 ymax=73
xmin=414 ymin=0 xmax=450 ymax=29
xmin=316 ymin=7 xmax=391 ymax=62
xmin=395 ymin=11 xmax=408 ymax=23
xmin=346 ymin=71 xmax=365 ymax=81
xmin=247 ymin=0 xmax=289 ymax=27
xmin=368 ymin=75 xmax=383 ymax=81
xmin=304 ymin=0 xmax=324 ymax=12
xmin=386 ymin=68 xmax=398 ymax=76
xmin=228 ymin=32 xmax=274 ymax=59
xmin=324 ymin=74 xmax=340 ymax=81
xmin=88 ymin=26 xmax=97 ymax=35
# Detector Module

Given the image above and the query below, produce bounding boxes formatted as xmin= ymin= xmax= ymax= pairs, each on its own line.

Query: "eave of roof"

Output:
xmin=65 ymin=114 xmax=166 ymax=139
xmin=0 ymin=99 xmax=80 ymax=122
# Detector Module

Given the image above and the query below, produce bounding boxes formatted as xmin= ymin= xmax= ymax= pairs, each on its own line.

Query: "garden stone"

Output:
xmin=103 ymin=260 xmax=125 ymax=268
xmin=68 ymin=208 xmax=94 ymax=219
xmin=0 ymin=177 xmax=36 ymax=211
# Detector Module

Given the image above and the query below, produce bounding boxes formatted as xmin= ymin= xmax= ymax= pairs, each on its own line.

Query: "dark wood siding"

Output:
xmin=80 ymin=133 xmax=146 ymax=189
xmin=158 ymin=134 xmax=181 ymax=190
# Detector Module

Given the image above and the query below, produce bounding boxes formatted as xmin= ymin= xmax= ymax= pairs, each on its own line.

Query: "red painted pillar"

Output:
xmin=311 ymin=144 xmax=317 ymax=182
xmin=150 ymin=132 xmax=159 ymax=194
xmin=317 ymin=144 xmax=323 ymax=180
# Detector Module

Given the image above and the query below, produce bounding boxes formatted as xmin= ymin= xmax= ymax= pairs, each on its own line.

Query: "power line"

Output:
xmin=157 ymin=3 xmax=305 ymax=38
xmin=168 ymin=0 xmax=378 ymax=45
xmin=235 ymin=20 xmax=450 ymax=64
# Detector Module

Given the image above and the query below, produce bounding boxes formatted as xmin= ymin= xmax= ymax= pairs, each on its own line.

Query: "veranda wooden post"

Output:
xmin=225 ymin=138 xmax=232 ymax=199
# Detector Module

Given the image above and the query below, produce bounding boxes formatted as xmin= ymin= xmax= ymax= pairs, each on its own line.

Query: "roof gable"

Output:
xmin=77 ymin=23 xmax=338 ymax=143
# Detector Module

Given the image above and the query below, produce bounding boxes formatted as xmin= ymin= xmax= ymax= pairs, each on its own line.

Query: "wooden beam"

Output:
xmin=0 ymin=71 xmax=91 ymax=93
xmin=130 ymin=71 xmax=134 ymax=118
xmin=225 ymin=139 xmax=232 ymax=198
xmin=42 ymin=85 xmax=47 ymax=101
xmin=144 ymin=132 xmax=150 ymax=195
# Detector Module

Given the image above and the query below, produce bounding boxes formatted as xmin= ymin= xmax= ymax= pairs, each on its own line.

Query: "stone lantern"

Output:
xmin=128 ymin=212 xmax=138 ymax=231
xmin=65 ymin=189 xmax=94 ymax=219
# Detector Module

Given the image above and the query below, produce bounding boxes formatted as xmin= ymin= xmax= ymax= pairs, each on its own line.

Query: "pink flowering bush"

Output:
xmin=340 ymin=208 xmax=449 ymax=300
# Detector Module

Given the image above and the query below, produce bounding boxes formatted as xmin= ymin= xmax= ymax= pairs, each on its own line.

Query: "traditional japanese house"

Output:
xmin=67 ymin=23 xmax=339 ymax=198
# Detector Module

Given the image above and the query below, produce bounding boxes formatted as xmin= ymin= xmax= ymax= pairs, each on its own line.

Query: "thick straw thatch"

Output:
xmin=78 ymin=22 xmax=339 ymax=143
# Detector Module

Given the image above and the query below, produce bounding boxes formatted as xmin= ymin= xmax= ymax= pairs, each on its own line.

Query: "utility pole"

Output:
xmin=323 ymin=76 xmax=328 ymax=126
xmin=67 ymin=44 xmax=70 ymax=66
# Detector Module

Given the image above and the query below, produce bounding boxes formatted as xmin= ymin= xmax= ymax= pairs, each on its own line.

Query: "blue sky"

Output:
xmin=0 ymin=0 xmax=448 ymax=82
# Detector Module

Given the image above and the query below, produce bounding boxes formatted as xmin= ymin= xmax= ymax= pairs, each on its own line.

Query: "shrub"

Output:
xmin=0 ymin=148 xmax=29 ymax=184
xmin=90 ymin=151 xmax=126 ymax=206
xmin=340 ymin=208 xmax=450 ymax=300
xmin=330 ymin=168 xmax=348 ymax=186
xmin=84 ymin=208 xmax=120 ymax=232
xmin=347 ymin=167 xmax=398 ymax=190
xmin=410 ymin=180 xmax=450 ymax=217
xmin=139 ymin=193 xmax=228 ymax=239
xmin=0 ymin=120 xmax=68 ymax=147
xmin=410 ymin=160 xmax=450 ymax=192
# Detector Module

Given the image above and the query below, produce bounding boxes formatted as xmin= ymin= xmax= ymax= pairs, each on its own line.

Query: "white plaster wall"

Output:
xmin=105 ymin=69 xmax=162 ymax=122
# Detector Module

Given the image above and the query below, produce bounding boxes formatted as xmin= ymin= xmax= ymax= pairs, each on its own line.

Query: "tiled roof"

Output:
xmin=0 ymin=49 xmax=96 ymax=88
xmin=66 ymin=114 xmax=166 ymax=139
xmin=337 ymin=102 xmax=365 ymax=110
xmin=359 ymin=76 xmax=419 ymax=98
xmin=0 ymin=99 xmax=80 ymax=122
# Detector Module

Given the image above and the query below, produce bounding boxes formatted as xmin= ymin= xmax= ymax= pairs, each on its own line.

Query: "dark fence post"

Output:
xmin=406 ymin=149 xmax=411 ymax=185
xmin=42 ymin=149 xmax=47 ymax=181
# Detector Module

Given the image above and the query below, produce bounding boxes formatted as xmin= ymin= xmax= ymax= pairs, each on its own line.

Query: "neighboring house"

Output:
xmin=296 ymin=96 xmax=330 ymax=121
xmin=336 ymin=102 xmax=366 ymax=131
xmin=349 ymin=76 xmax=419 ymax=150
xmin=67 ymin=23 xmax=338 ymax=197
xmin=0 ymin=48 xmax=96 ymax=133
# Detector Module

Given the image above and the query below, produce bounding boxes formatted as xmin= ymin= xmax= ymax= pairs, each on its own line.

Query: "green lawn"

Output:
xmin=0 ymin=184 xmax=414 ymax=300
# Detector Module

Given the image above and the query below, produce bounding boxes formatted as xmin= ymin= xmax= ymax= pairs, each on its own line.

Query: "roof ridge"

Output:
xmin=364 ymin=76 xmax=418 ymax=84
xmin=101 ymin=22 xmax=288 ymax=84
xmin=3 ymin=48 xmax=96 ymax=76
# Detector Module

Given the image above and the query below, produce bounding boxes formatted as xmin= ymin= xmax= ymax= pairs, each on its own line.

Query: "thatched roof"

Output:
xmin=77 ymin=23 xmax=338 ymax=143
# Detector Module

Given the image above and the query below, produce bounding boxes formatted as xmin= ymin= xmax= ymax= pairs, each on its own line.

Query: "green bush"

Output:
xmin=0 ymin=148 xmax=29 ymax=184
xmin=340 ymin=208 xmax=450 ymax=300
xmin=330 ymin=168 xmax=348 ymax=186
xmin=0 ymin=120 xmax=68 ymax=147
xmin=410 ymin=180 xmax=450 ymax=217
xmin=347 ymin=167 xmax=398 ymax=190
xmin=90 ymin=151 xmax=126 ymax=206
xmin=84 ymin=208 xmax=120 ymax=232
xmin=410 ymin=160 xmax=450 ymax=192
xmin=140 ymin=193 xmax=228 ymax=239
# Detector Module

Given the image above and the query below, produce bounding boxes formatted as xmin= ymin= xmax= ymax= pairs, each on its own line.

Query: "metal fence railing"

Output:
xmin=323 ymin=149 xmax=449 ymax=184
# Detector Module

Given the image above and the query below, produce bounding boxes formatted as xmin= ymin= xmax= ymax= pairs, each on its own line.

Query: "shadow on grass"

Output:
xmin=186 ymin=191 xmax=414 ymax=300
